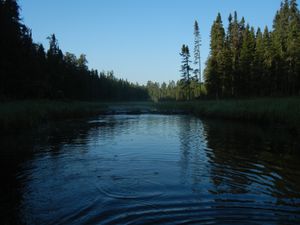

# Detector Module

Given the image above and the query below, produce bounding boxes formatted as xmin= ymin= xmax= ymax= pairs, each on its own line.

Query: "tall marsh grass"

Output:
xmin=156 ymin=97 xmax=300 ymax=131
xmin=1 ymin=98 xmax=300 ymax=133
xmin=0 ymin=100 xmax=108 ymax=132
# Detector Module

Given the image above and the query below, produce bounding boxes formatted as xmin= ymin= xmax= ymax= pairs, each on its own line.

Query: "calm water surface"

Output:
xmin=1 ymin=114 xmax=300 ymax=224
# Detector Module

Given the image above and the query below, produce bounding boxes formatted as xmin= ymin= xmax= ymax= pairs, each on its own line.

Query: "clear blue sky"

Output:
xmin=18 ymin=0 xmax=293 ymax=84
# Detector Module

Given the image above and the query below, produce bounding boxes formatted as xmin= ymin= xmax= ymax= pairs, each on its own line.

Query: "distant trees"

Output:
xmin=204 ymin=0 xmax=300 ymax=98
xmin=146 ymin=80 xmax=205 ymax=102
xmin=0 ymin=0 xmax=149 ymax=101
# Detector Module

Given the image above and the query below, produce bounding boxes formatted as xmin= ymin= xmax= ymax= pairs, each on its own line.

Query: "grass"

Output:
xmin=0 ymin=100 xmax=109 ymax=132
xmin=156 ymin=97 xmax=300 ymax=132
xmin=0 ymin=100 xmax=158 ymax=133
xmin=1 ymin=97 xmax=300 ymax=134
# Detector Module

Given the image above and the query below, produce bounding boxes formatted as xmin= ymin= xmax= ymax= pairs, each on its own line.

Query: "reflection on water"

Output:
xmin=1 ymin=115 xmax=300 ymax=224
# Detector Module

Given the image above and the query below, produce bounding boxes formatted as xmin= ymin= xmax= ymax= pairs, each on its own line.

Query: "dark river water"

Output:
xmin=1 ymin=114 xmax=300 ymax=224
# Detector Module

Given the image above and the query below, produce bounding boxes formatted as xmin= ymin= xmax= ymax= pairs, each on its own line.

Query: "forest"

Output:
xmin=149 ymin=0 xmax=300 ymax=101
xmin=0 ymin=0 xmax=148 ymax=101
xmin=204 ymin=0 xmax=300 ymax=98
xmin=1 ymin=0 xmax=300 ymax=102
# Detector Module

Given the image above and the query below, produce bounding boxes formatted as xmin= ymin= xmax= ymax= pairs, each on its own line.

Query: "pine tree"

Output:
xmin=180 ymin=44 xmax=193 ymax=100
xmin=47 ymin=34 xmax=63 ymax=61
xmin=0 ymin=0 xmax=36 ymax=98
xmin=205 ymin=13 xmax=225 ymax=99
xmin=254 ymin=27 xmax=265 ymax=95
xmin=78 ymin=54 xmax=88 ymax=71
xmin=262 ymin=26 xmax=275 ymax=95
xmin=220 ymin=34 xmax=233 ymax=97
xmin=46 ymin=34 xmax=64 ymax=96
xmin=193 ymin=20 xmax=202 ymax=95
xmin=229 ymin=11 xmax=242 ymax=97
xmin=272 ymin=0 xmax=290 ymax=95
xmin=286 ymin=0 xmax=300 ymax=94
xmin=222 ymin=13 xmax=234 ymax=97
xmin=239 ymin=25 xmax=256 ymax=96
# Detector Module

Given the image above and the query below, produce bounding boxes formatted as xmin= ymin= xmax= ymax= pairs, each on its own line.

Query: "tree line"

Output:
xmin=204 ymin=0 xmax=300 ymax=98
xmin=2 ymin=0 xmax=299 ymax=102
xmin=154 ymin=0 xmax=300 ymax=101
xmin=0 ymin=0 xmax=149 ymax=101
xmin=146 ymin=80 xmax=205 ymax=102
xmin=130 ymin=0 xmax=300 ymax=102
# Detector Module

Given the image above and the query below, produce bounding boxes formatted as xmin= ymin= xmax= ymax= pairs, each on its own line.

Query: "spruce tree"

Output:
xmin=263 ymin=26 xmax=274 ymax=95
xmin=272 ymin=0 xmax=290 ymax=95
xmin=205 ymin=13 xmax=225 ymax=99
xmin=254 ymin=27 xmax=265 ymax=95
xmin=239 ymin=25 xmax=256 ymax=96
xmin=46 ymin=34 xmax=64 ymax=96
xmin=220 ymin=34 xmax=233 ymax=97
xmin=223 ymin=13 xmax=234 ymax=97
xmin=193 ymin=20 xmax=202 ymax=95
xmin=286 ymin=0 xmax=300 ymax=94
xmin=180 ymin=44 xmax=193 ymax=100
xmin=230 ymin=11 xmax=241 ymax=97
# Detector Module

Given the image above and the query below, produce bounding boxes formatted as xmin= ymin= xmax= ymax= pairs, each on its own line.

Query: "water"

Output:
xmin=1 ymin=114 xmax=300 ymax=224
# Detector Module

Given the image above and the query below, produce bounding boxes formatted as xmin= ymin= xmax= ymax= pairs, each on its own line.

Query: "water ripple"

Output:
xmin=2 ymin=115 xmax=300 ymax=225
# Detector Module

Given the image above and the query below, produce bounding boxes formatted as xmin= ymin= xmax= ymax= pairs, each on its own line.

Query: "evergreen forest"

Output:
xmin=0 ymin=0 xmax=148 ymax=101
xmin=1 ymin=0 xmax=300 ymax=102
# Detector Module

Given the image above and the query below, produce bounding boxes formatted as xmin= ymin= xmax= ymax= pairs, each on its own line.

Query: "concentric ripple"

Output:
xmin=2 ymin=115 xmax=300 ymax=225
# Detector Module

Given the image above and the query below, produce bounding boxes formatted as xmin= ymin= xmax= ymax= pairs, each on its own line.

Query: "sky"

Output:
xmin=18 ymin=0 xmax=293 ymax=85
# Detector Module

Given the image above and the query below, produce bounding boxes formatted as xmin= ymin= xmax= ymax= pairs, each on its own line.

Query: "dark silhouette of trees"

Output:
xmin=204 ymin=13 xmax=225 ymax=99
xmin=203 ymin=0 xmax=300 ymax=99
xmin=0 ymin=0 xmax=32 ymax=98
xmin=3 ymin=0 xmax=299 ymax=102
xmin=146 ymin=0 xmax=300 ymax=102
xmin=0 ymin=0 xmax=149 ymax=101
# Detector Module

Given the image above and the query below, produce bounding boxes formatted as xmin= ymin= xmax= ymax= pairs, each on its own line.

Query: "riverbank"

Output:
xmin=0 ymin=101 xmax=105 ymax=133
xmin=1 ymin=98 xmax=300 ymax=134
xmin=0 ymin=100 xmax=158 ymax=133
xmin=156 ymin=97 xmax=300 ymax=133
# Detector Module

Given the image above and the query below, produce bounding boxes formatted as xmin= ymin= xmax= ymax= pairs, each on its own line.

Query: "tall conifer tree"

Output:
xmin=180 ymin=44 xmax=193 ymax=100
xmin=193 ymin=20 xmax=202 ymax=95
xmin=205 ymin=13 xmax=225 ymax=99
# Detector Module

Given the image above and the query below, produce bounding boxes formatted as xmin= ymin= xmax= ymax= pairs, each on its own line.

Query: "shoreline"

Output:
xmin=156 ymin=98 xmax=300 ymax=134
xmin=1 ymin=98 xmax=299 ymax=134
